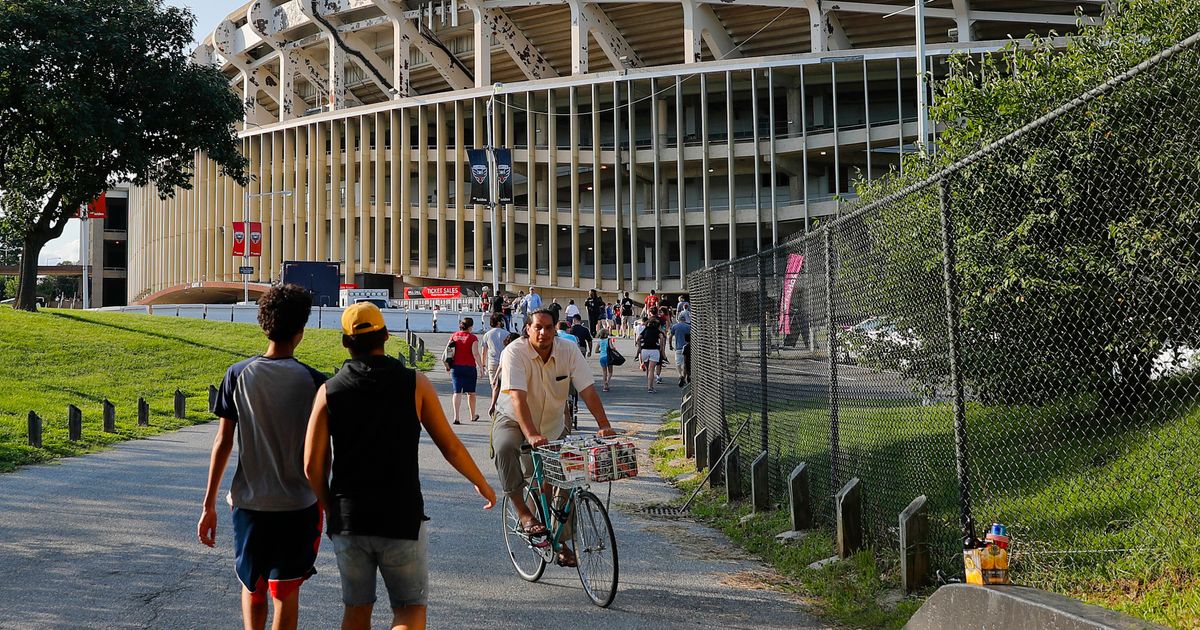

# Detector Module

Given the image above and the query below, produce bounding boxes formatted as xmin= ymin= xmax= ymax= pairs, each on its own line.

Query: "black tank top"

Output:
xmin=325 ymin=355 xmax=428 ymax=539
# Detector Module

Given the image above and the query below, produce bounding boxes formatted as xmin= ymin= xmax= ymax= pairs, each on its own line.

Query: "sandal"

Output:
xmin=556 ymin=547 xmax=578 ymax=568
xmin=472 ymin=415 xmax=480 ymax=422
xmin=453 ymin=420 xmax=462 ymax=425
xmin=519 ymin=520 xmax=548 ymax=537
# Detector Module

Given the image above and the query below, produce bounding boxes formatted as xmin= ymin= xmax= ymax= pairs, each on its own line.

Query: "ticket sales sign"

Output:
xmin=405 ymin=286 xmax=462 ymax=299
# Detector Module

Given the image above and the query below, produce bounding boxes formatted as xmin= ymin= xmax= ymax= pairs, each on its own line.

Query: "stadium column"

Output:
xmin=300 ymin=124 xmax=313 ymax=261
xmin=453 ymin=100 xmax=466 ymax=281
xmin=700 ymin=74 xmax=711 ymax=267
xmin=344 ymin=117 xmax=358 ymax=284
xmin=612 ymin=82 xmax=623 ymax=291
xmin=725 ymin=71 xmax=736 ymax=261
xmin=752 ymin=71 xmax=763 ymax=250
xmin=271 ymin=129 xmax=284 ymax=282
xmin=547 ymin=89 xmax=558 ymax=287
xmin=504 ymin=95 xmax=517 ymax=285
xmin=315 ymin=122 xmax=329 ymax=262
xmin=653 ymin=77 xmax=665 ymax=289
xmin=524 ymin=98 xmax=537 ymax=284
xmin=375 ymin=112 xmax=387 ymax=276
xmin=390 ymin=110 xmax=402 ymax=276
xmin=224 ymin=152 xmax=237 ymax=282
xmin=399 ymin=108 xmax=412 ymax=278
xmin=360 ymin=114 xmax=373 ymax=279
xmin=675 ymin=75 xmax=686 ymax=285
xmin=330 ymin=120 xmax=343 ymax=273
xmin=626 ymin=80 xmax=637 ymax=292
xmin=591 ymin=83 xmax=602 ymax=290
xmin=436 ymin=103 xmax=448 ymax=279
xmin=570 ymin=86 xmax=581 ymax=289
xmin=472 ymin=99 xmax=485 ymax=281
xmin=282 ymin=127 xmax=294 ymax=267
xmin=295 ymin=125 xmax=307 ymax=263
xmin=417 ymin=106 xmax=430 ymax=278
xmin=253 ymin=134 xmax=265 ymax=285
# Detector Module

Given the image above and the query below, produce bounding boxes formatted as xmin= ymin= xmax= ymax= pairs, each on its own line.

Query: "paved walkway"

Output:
xmin=0 ymin=334 xmax=822 ymax=629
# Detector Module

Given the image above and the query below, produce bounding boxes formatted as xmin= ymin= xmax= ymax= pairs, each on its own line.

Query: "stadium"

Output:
xmin=126 ymin=0 xmax=1103 ymax=304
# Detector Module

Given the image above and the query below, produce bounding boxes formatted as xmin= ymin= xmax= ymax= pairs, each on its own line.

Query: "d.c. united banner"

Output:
xmin=496 ymin=148 xmax=513 ymax=203
xmin=232 ymin=222 xmax=246 ymax=256
xmin=232 ymin=222 xmax=263 ymax=257
xmin=468 ymin=149 xmax=489 ymax=204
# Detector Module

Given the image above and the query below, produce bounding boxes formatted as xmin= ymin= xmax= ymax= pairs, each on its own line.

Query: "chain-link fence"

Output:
xmin=686 ymin=32 xmax=1200 ymax=584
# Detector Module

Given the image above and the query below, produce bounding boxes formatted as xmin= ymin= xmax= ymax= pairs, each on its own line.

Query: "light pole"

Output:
xmin=884 ymin=0 xmax=933 ymax=154
xmin=242 ymin=189 xmax=292 ymax=303
xmin=486 ymin=84 xmax=503 ymax=297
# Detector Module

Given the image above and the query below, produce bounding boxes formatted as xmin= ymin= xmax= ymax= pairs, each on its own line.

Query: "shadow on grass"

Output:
xmin=47 ymin=311 xmax=245 ymax=359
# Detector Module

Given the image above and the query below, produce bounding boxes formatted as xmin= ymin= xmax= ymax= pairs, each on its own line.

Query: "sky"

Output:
xmin=40 ymin=1 xmax=241 ymax=264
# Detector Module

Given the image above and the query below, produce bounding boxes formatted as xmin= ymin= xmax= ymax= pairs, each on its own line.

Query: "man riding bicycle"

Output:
xmin=492 ymin=307 xmax=616 ymax=567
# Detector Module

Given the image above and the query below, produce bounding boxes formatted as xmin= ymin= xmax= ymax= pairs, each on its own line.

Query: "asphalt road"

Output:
xmin=0 ymin=334 xmax=823 ymax=629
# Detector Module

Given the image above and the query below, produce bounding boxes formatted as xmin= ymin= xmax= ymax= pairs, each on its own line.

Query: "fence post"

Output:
xmin=174 ymin=389 xmax=186 ymax=419
xmin=836 ymin=477 xmax=863 ymax=558
xmin=68 ymin=405 xmax=82 ymax=441
xmin=725 ymin=444 xmax=742 ymax=501
xmin=900 ymin=495 xmax=931 ymax=594
xmin=752 ymin=450 xmax=770 ymax=513
xmin=789 ymin=463 xmax=813 ymax=530
xmin=27 ymin=411 xmax=42 ymax=448
xmin=103 ymin=399 xmax=116 ymax=433
xmin=824 ymin=228 xmax=842 ymax=493
xmin=417 ymin=338 xmax=425 ymax=358
xmin=707 ymin=434 xmax=724 ymax=486
xmin=137 ymin=397 xmax=149 ymax=426
xmin=938 ymin=176 xmax=978 ymax=546
xmin=208 ymin=384 xmax=218 ymax=414
xmin=694 ymin=427 xmax=708 ymax=471
xmin=757 ymin=253 xmax=769 ymax=457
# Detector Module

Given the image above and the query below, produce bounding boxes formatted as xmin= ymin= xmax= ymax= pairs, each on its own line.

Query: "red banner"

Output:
xmin=248 ymin=222 xmax=263 ymax=257
xmin=232 ymin=222 xmax=247 ymax=256
xmin=75 ymin=193 xmax=108 ymax=220
xmin=421 ymin=286 xmax=462 ymax=299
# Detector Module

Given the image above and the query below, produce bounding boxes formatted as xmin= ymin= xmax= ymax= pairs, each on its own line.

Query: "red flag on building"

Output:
xmin=232 ymin=222 xmax=247 ymax=256
xmin=248 ymin=222 xmax=263 ymax=257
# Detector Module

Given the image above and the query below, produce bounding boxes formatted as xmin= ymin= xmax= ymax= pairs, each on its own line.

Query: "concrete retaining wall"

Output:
xmin=905 ymin=583 xmax=1169 ymax=630
xmin=95 ymin=305 xmax=490 ymax=334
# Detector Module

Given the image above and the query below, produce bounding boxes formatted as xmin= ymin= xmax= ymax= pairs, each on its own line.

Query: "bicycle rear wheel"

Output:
xmin=572 ymin=490 xmax=619 ymax=607
xmin=501 ymin=494 xmax=547 ymax=582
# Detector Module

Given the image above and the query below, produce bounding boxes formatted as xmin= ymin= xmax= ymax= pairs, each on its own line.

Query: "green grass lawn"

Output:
xmin=0 ymin=307 xmax=434 ymax=472
xmin=680 ymin=384 xmax=1200 ymax=628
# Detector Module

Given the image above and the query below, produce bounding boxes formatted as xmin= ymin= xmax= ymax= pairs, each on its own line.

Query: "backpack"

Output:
xmin=607 ymin=341 xmax=627 ymax=367
xmin=442 ymin=339 xmax=457 ymax=370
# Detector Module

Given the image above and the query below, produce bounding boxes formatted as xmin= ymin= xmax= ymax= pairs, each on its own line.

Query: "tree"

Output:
xmin=850 ymin=0 xmax=1200 ymax=407
xmin=0 ymin=0 xmax=247 ymax=311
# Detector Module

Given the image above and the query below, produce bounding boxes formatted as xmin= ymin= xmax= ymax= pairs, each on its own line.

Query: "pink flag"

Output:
xmin=777 ymin=254 xmax=805 ymax=335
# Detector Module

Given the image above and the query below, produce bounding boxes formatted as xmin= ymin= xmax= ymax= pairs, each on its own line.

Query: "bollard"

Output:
xmin=752 ymin=451 xmax=770 ymax=512
xmin=68 ymin=404 xmax=82 ymax=441
xmin=900 ymin=495 xmax=931 ymax=594
xmin=694 ymin=428 xmax=708 ymax=471
xmin=138 ymin=397 xmax=149 ymax=426
xmin=681 ymin=417 xmax=695 ymax=459
xmin=103 ymin=399 xmax=116 ymax=433
xmin=789 ymin=463 xmax=813 ymax=530
xmin=836 ymin=477 xmax=863 ymax=558
xmin=417 ymin=338 xmax=425 ymax=357
xmin=725 ymin=444 xmax=742 ymax=501
xmin=208 ymin=384 xmax=218 ymax=414
xmin=27 ymin=411 xmax=42 ymax=448
xmin=174 ymin=389 xmax=186 ymax=419
xmin=409 ymin=344 xmax=417 ymax=366
xmin=707 ymin=435 xmax=724 ymax=486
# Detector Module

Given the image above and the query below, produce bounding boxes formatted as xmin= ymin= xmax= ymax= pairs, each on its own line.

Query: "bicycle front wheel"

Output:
xmin=501 ymin=494 xmax=546 ymax=582
xmin=572 ymin=490 xmax=619 ymax=607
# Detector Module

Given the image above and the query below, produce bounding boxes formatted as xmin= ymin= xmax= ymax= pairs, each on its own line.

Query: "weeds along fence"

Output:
xmin=686 ymin=32 xmax=1200 ymax=584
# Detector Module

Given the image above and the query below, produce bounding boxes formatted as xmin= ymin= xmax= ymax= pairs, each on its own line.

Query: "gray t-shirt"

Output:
xmin=213 ymin=356 xmax=326 ymax=511
xmin=481 ymin=326 xmax=509 ymax=365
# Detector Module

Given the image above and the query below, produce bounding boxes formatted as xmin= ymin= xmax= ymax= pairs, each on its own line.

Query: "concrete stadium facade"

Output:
xmin=127 ymin=0 xmax=1102 ymax=304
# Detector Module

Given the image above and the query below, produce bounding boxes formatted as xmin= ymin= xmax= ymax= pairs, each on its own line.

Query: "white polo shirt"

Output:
xmin=497 ymin=336 xmax=594 ymax=438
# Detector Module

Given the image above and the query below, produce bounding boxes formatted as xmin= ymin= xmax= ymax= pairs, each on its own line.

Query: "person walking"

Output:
xmin=480 ymin=313 xmax=509 ymax=414
xmin=303 ymin=303 xmax=496 ymax=630
xmin=669 ymin=314 xmax=691 ymax=388
xmin=596 ymin=328 xmax=614 ymax=392
xmin=198 ymin=284 xmax=326 ymax=630
xmin=569 ymin=314 xmax=593 ymax=357
xmin=525 ymin=286 xmax=543 ymax=311
xmin=491 ymin=308 xmax=617 ymax=566
xmin=513 ymin=290 xmax=528 ymax=333
xmin=447 ymin=318 xmax=483 ymax=424
xmin=637 ymin=316 xmax=666 ymax=393
xmin=546 ymin=297 xmax=563 ymax=323
xmin=564 ymin=299 xmax=580 ymax=322
xmin=619 ymin=292 xmax=636 ymax=338
xmin=584 ymin=289 xmax=605 ymax=336
xmin=642 ymin=289 xmax=660 ymax=318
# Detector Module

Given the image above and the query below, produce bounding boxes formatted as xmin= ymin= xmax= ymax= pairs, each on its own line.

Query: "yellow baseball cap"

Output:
xmin=341 ymin=302 xmax=386 ymax=335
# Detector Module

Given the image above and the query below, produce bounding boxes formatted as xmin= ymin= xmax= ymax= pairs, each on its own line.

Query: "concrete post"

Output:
xmin=752 ymin=450 xmax=770 ymax=513
xmin=694 ymin=427 xmax=708 ymax=471
xmin=900 ymin=495 xmax=931 ymax=594
xmin=707 ymin=434 xmax=724 ymax=485
xmin=27 ymin=411 xmax=42 ymax=448
xmin=208 ymin=385 xmax=218 ymax=414
xmin=789 ymin=463 xmax=813 ymax=530
xmin=725 ymin=444 xmax=742 ymax=501
xmin=682 ymin=417 xmax=695 ymax=458
xmin=137 ymin=397 xmax=149 ymax=427
xmin=102 ymin=399 xmax=116 ymax=433
xmin=836 ymin=477 xmax=863 ymax=558
xmin=418 ymin=338 xmax=426 ymax=357
xmin=174 ymin=389 xmax=186 ymax=419
xmin=68 ymin=405 xmax=82 ymax=442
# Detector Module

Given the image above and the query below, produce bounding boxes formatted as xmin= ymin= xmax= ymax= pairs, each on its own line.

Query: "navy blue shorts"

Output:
xmin=451 ymin=365 xmax=478 ymax=393
xmin=232 ymin=503 xmax=322 ymax=601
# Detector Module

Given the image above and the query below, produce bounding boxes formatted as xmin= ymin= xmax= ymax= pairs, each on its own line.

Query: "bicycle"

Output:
xmin=500 ymin=434 xmax=638 ymax=607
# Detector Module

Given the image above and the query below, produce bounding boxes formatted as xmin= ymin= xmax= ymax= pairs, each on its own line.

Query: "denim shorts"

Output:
xmin=331 ymin=522 xmax=429 ymax=608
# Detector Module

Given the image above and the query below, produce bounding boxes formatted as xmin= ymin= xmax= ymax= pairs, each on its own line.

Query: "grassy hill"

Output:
xmin=0 ymin=308 xmax=432 ymax=472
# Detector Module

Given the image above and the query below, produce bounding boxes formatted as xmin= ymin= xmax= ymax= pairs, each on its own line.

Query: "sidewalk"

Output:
xmin=0 ymin=339 xmax=821 ymax=629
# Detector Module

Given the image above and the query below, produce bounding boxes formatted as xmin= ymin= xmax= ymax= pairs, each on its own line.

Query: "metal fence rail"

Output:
xmin=686 ymin=31 xmax=1200 ymax=581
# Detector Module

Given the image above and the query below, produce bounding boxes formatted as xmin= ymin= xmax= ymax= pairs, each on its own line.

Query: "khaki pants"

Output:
xmin=491 ymin=417 xmax=572 ymax=537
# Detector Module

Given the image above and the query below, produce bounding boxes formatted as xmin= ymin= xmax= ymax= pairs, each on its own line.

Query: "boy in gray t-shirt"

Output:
xmin=198 ymin=284 xmax=326 ymax=630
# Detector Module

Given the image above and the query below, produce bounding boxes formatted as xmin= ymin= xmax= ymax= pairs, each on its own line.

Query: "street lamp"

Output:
xmin=486 ymin=83 xmax=505 ymax=296
xmin=885 ymin=0 xmax=934 ymax=154
xmin=242 ymin=189 xmax=292 ymax=303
